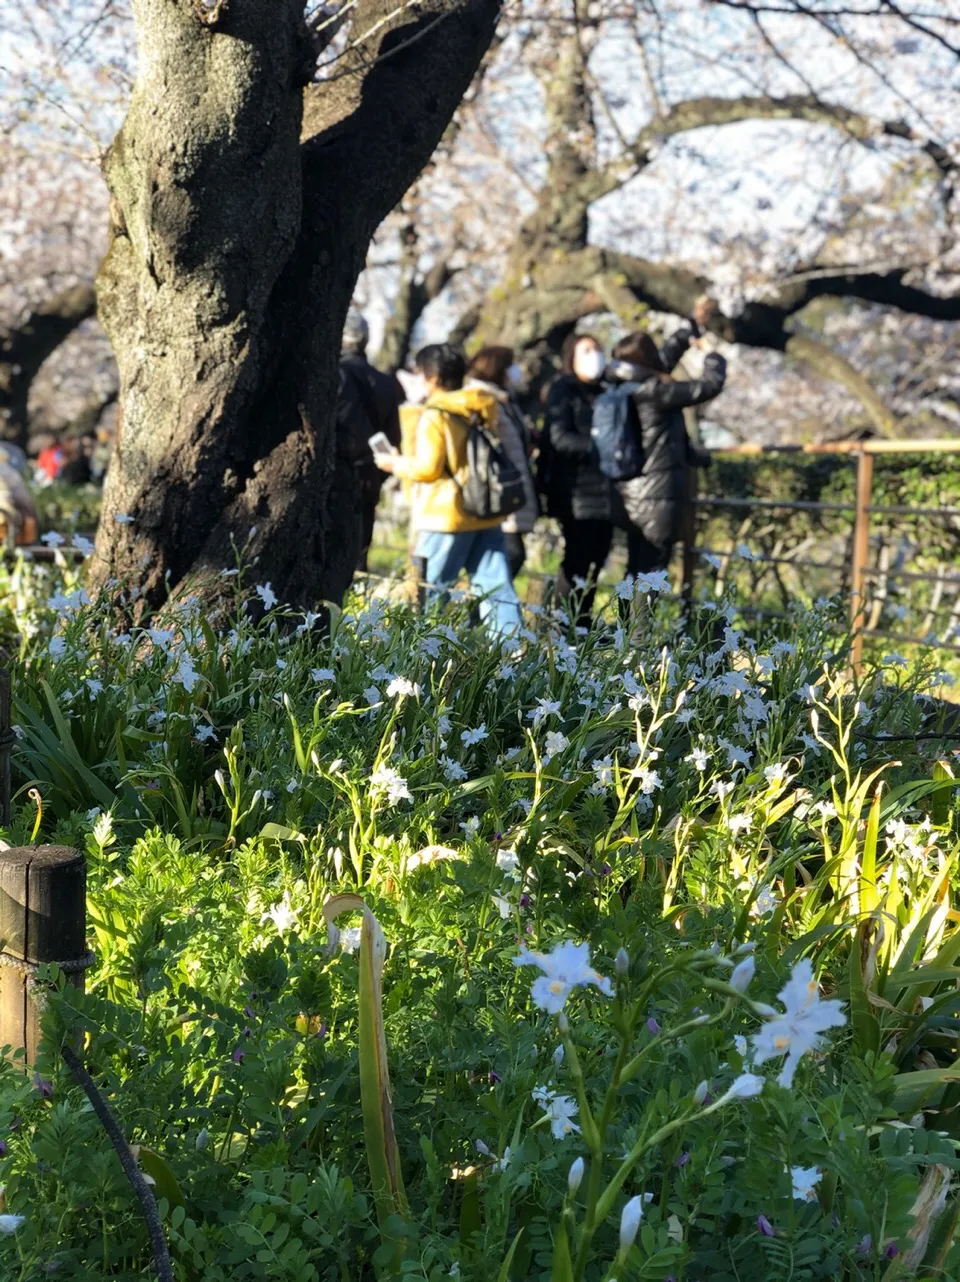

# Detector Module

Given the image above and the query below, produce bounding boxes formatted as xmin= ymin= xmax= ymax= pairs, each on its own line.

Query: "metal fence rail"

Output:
xmin=684 ymin=439 xmax=960 ymax=673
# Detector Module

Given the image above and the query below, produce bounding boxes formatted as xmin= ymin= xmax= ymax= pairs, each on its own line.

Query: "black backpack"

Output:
xmin=591 ymin=382 xmax=645 ymax=480
xmin=453 ymin=412 xmax=526 ymax=521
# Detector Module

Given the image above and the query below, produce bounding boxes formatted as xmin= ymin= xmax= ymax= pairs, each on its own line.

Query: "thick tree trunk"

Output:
xmin=0 ymin=284 xmax=97 ymax=449
xmin=93 ymin=0 xmax=501 ymax=611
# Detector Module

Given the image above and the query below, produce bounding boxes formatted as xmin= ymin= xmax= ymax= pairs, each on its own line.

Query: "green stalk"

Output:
xmin=619 ymin=1009 xmax=722 ymax=1087
xmin=569 ymin=1021 xmax=631 ymax=1281
xmin=595 ymin=1089 xmax=740 ymax=1227
xmin=323 ymin=894 xmax=408 ymax=1264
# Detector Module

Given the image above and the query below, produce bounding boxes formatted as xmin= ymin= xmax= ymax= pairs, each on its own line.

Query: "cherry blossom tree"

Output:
xmin=367 ymin=0 xmax=959 ymax=438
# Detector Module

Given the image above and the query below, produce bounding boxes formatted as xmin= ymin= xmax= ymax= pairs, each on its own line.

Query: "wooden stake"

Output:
xmin=412 ymin=555 xmax=428 ymax=612
xmin=0 ymin=845 xmax=88 ymax=1063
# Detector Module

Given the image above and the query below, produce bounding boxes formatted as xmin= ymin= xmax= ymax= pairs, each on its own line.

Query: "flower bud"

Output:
xmin=723 ymin=1073 xmax=765 ymax=1101
xmin=475 ymin=1139 xmax=491 ymax=1157
xmin=693 ymin=1080 xmax=709 ymax=1105
xmin=730 ymin=956 xmax=755 ymax=994
xmin=615 ymin=947 xmax=629 ymax=978
xmin=751 ymin=1001 xmax=777 ymax=1018
xmin=196 ymin=1128 xmax=209 ymax=1150
xmin=557 ymin=1012 xmax=570 ymax=1036
xmin=567 ymin=1156 xmax=585 ymax=1197
xmin=619 ymin=1195 xmax=644 ymax=1252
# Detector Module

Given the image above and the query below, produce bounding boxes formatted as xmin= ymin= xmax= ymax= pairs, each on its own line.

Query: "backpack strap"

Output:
xmin=432 ymin=407 xmax=483 ymax=484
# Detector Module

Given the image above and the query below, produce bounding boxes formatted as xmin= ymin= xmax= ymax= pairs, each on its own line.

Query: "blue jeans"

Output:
xmin=415 ymin=528 xmax=523 ymax=638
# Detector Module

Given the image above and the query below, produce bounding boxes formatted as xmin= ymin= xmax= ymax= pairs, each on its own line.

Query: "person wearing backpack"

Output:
xmin=605 ymin=302 xmax=725 ymax=579
xmin=375 ymin=343 xmax=523 ymax=638
xmin=336 ymin=309 xmax=402 ymax=572
xmin=465 ymin=346 xmax=538 ymax=579
xmin=542 ymin=333 xmax=613 ymax=627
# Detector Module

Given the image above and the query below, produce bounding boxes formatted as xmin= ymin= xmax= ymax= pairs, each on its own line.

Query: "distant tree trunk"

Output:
xmin=93 ymin=0 xmax=501 ymax=611
xmin=376 ymin=224 xmax=456 ymax=374
xmin=0 ymin=284 xmax=96 ymax=449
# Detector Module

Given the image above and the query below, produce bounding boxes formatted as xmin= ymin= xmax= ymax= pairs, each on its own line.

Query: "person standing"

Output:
xmin=607 ymin=302 xmax=725 ymax=579
xmin=374 ymin=343 xmax=522 ymax=639
xmin=541 ymin=333 xmax=613 ymax=627
xmin=465 ymin=346 xmax=538 ymax=579
xmin=337 ymin=309 xmax=402 ymax=572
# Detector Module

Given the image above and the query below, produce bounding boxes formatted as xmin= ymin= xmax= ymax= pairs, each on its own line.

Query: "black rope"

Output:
xmin=60 ymin=1044 xmax=174 ymax=1282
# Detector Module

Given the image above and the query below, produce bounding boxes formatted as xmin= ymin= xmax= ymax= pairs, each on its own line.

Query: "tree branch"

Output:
xmin=583 ymin=93 xmax=956 ymax=204
xmin=784 ymin=333 xmax=899 ymax=436
xmin=300 ymin=0 xmax=502 ymax=274
xmin=705 ymin=0 xmax=960 ymax=59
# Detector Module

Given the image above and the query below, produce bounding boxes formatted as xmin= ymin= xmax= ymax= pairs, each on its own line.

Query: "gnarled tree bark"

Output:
xmin=93 ymin=0 xmax=502 ymax=610
xmin=0 ymin=284 xmax=97 ymax=449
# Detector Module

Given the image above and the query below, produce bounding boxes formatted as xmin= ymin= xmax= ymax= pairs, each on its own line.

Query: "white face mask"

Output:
xmin=573 ymin=345 xmax=605 ymax=383
xmin=505 ymin=362 xmax=525 ymax=391
xmin=402 ymin=373 xmax=428 ymax=404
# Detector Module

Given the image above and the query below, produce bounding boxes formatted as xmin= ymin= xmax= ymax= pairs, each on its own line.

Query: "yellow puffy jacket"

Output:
xmin=391 ymin=387 xmax=504 ymax=533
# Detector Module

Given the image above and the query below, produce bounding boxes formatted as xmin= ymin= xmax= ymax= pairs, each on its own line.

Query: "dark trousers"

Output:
xmin=357 ymin=480 xmax=382 ymax=573
xmin=503 ymin=532 xmax=526 ymax=580
xmin=556 ymin=517 xmax=613 ymax=628
xmin=626 ymin=527 xmax=672 ymax=576
xmin=619 ymin=527 xmax=674 ymax=620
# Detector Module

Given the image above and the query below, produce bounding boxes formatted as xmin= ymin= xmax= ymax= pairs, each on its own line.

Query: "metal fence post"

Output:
xmin=0 ymin=845 xmax=89 ymax=1063
xmin=849 ymin=449 xmax=874 ymax=678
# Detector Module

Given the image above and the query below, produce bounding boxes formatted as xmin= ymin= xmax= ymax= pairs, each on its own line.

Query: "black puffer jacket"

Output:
xmin=337 ymin=354 xmax=402 ymax=490
xmin=611 ymin=327 xmax=725 ymax=548
xmin=541 ymin=374 xmax=612 ymax=522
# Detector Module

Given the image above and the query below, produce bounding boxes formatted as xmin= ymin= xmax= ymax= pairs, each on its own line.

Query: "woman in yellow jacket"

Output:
xmin=376 ymin=344 xmax=522 ymax=638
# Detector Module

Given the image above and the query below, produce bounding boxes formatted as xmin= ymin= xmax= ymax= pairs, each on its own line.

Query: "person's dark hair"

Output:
xmin=467 ymin=345 xmax=514 ymax=387
xmin=613 ymin=331 xmax=668 ymax=377
xmin=560 ymin=332 xmax=602 ymax=375
xmin=415 ymin=343 xmax=466 ymax=391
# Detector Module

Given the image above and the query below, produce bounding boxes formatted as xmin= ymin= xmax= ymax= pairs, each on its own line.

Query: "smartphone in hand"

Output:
xmin=368 ymin=432 xmax=399 ymax=458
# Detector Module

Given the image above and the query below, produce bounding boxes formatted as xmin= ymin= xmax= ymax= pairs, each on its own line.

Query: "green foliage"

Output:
xmin=0 ymin=560 xmax=956 ymax=1278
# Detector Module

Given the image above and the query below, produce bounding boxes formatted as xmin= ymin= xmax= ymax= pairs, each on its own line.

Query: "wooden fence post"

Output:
xmin=412 ymin=555 xmax=428 ymax=612
xmin=0 ymin=845 xmax=89 ymax=1063
xmin=849 ymin=450 xmax=874 ymax=678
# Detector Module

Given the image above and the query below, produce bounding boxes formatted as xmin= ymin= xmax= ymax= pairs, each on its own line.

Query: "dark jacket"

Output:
xmin=542 ymin=374 xmax=612 ymax=522
xmin=610 ymin=327 xmax=725 ymax=548
xmin=337 ymin=354 xmax=402 ymax=489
